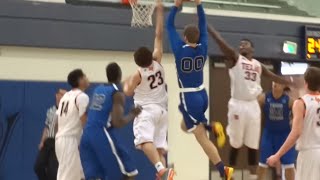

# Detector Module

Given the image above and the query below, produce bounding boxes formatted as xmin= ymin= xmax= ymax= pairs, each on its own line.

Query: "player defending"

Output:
xmin=55 ymin=69 xmax=90 ymax=180
xmin=123 ymin=1 xmax=174 ymax=179
xmin=267 ymin=67 xmax=320 ymax=180
xmin=80 ymin=63 xmax=141 ymax=180
xmin=207 ymin=25 xmax=294 ymax=179
xmin=257 ymin=82 xmax=296 ymax=180
xmin=166 ymin=0 xmax=233 ymax=179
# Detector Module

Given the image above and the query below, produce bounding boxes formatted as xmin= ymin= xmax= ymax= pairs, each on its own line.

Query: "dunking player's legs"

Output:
xmin=193 ymin=124 xmax=222 ymax=164
xmin=181 ymin=122 xmax=226 ymax=177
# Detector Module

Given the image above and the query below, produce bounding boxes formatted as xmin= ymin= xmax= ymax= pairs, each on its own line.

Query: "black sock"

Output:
xmin=204 ymin=124 xmax=212 ymax=132
xmin=215 ymin=161 xmax=225 ymax=177
xmin=229 ymin=147 xmax=239 ymax=166
xmin=248 ymin=148 xmax=258 ymax=166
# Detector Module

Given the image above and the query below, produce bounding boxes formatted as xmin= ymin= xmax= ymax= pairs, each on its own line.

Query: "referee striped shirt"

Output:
xmin=45 ymin=106 xmax=58 ymax=138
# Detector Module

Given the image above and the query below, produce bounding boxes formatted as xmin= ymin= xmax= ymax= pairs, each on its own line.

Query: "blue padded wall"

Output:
xmin=0 ymin=80 xmax=155 ymax=180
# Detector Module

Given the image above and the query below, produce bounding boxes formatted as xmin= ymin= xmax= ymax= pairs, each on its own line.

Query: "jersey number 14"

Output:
xmin=60 ymin=101 xmax=69 ymax=116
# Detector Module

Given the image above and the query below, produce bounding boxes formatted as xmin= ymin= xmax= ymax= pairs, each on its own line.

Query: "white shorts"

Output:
xmin=133 ymin=104 xmax=168 ymax=150
xmin=227 ymin=98 xmax=261 ymax=149
xmin=55 ymin=136 xmax=84 ymax=180
xmin=296 ymin=149 xmax=320 ymax=180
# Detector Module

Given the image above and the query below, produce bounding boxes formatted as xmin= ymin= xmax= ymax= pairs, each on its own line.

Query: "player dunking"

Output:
xmin=123 ymin=1 xmax=175 ymax=179
xmin=267 ymin=67 xmax=320 ymax=180
xmin=167 ymin=0 xmax=233 ymax=179
xmin=55 ymin=69 xmax=90 ymax=180
xmin=80 ymin=63 xmax=141 ymax=180
xmin=257 ymin=82 xmax=296 ymax=180
xmin=207 ymin=25 xmax=293 ymax=179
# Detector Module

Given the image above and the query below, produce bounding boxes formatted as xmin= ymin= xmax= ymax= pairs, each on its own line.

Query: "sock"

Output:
xmin=155 ymin=162 xmax=165 ymax=173
xmin=204 ymin=124 xmax=213 ymax=132
xmin=229 ymin=147 xmax=239 ymax=166
xmin=215 ymin=161 xmax=225 ymax=177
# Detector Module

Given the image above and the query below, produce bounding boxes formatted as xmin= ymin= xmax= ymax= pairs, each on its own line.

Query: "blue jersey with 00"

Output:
xmin=264 ymin=92 xmax=291 ymax=133
xmin=86 ymin=84 xmax=118 ymax=128
xmin=175 ymin=45 xmax=207 ymax=88
xmin=167 ymin=5 xmax=208 ymax=88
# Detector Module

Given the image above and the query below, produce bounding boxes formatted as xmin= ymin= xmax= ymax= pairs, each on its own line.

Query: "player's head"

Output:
xmin=67 ymin=69 xmax=90 ymax=90
xmin=56 ymin=89 xmax=66 ymax=106
xmin=106 ymin=62 xmax=122 ymax=84
xmin=239 ymin=39 xmax=254 ymax=57
xmin=184 ymin=25 xmax=200 ymax=44
xmin=304 ymin=67 xmax=320 ymax=92
xmin=272 ymin=82 xmax=285 ymax=94
xmin=134 ymin=47 xmax=153 ymax=68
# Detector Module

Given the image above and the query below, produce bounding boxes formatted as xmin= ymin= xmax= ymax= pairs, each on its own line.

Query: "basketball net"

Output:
xmin=129 ymin=0 xmax=156 ymax=28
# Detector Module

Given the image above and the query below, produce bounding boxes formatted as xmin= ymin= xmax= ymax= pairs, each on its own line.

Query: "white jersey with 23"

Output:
xmin=134 ymin=60 xmax=168 ymax=108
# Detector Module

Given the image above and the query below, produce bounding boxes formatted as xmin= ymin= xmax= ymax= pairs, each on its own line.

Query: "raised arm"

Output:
xmin=207 ymin=25 xmax=238 ymax=68
xmin=261 ymin=65 xmax=292 ymax=86
xmin=195 ymin=0 xmax=207 ymax=46
xmin=123 ymin=71 xmax=141 ymax=96
xmin=153 ymin=0 xmax=164 ymax=63
xmin=166 ymin=0 xmax=183 ymax=52
xmin=111 ymin=92 xmax=141 ymax=128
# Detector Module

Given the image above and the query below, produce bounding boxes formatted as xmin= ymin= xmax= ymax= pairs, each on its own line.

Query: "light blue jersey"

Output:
xmin=86 ymin=84 xmax=118 ymax=128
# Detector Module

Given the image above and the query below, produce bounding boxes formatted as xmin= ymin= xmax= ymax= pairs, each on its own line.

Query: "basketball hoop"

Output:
xmin=129 ymin=0 xmax=156 ymax=28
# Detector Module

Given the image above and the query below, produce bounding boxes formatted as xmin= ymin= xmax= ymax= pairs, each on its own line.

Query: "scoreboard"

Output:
xmin=305 ymin=26 xmax=320 ymax=60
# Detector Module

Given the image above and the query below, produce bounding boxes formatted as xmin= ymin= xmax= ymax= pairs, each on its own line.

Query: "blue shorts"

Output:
xmin=259 ymin=129 xmax=297 ymax=166
xmin=80 ymin=126 xmax=138 ymax=180
xmin=179 ymin=89 xmax=208 ymax=132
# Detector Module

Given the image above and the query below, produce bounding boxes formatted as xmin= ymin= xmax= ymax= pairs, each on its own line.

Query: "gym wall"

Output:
xmin=0 ymin=46 xmax=210 ymax=180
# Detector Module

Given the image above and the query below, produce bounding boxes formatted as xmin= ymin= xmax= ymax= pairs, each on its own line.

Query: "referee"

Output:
xmin=34 ymin=89 xmax=66 ymax=180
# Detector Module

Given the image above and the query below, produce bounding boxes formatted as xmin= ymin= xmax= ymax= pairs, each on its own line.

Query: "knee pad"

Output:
xmin=248 ymin=148 xmax=258 ymax=166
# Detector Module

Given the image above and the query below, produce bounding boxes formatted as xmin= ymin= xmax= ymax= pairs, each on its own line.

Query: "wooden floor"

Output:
xmin=211 ymin=169 xmax=274 ymax=180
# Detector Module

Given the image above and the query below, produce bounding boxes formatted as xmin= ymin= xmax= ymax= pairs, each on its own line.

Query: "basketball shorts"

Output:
xmin=259 ymin=129 xmax=296 ymax=167
xmin=296 ymin=149 xmax=320 ymax=180
xmin=55 ymin=136 xmax=84 ymax=180
xmin=80 ymin=126 xmax=138 ymax=180
xmin=227 ymin=98 xmax=261 ymax=149
xmin=133 ymin=104 xmax=168 ymax=150
xmin=179 ymin=89 xmax=208 ymax=132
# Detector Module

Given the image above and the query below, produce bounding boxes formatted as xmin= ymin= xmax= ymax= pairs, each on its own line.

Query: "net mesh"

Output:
xmin=129 ymin=0 xmax=156 ymax=28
